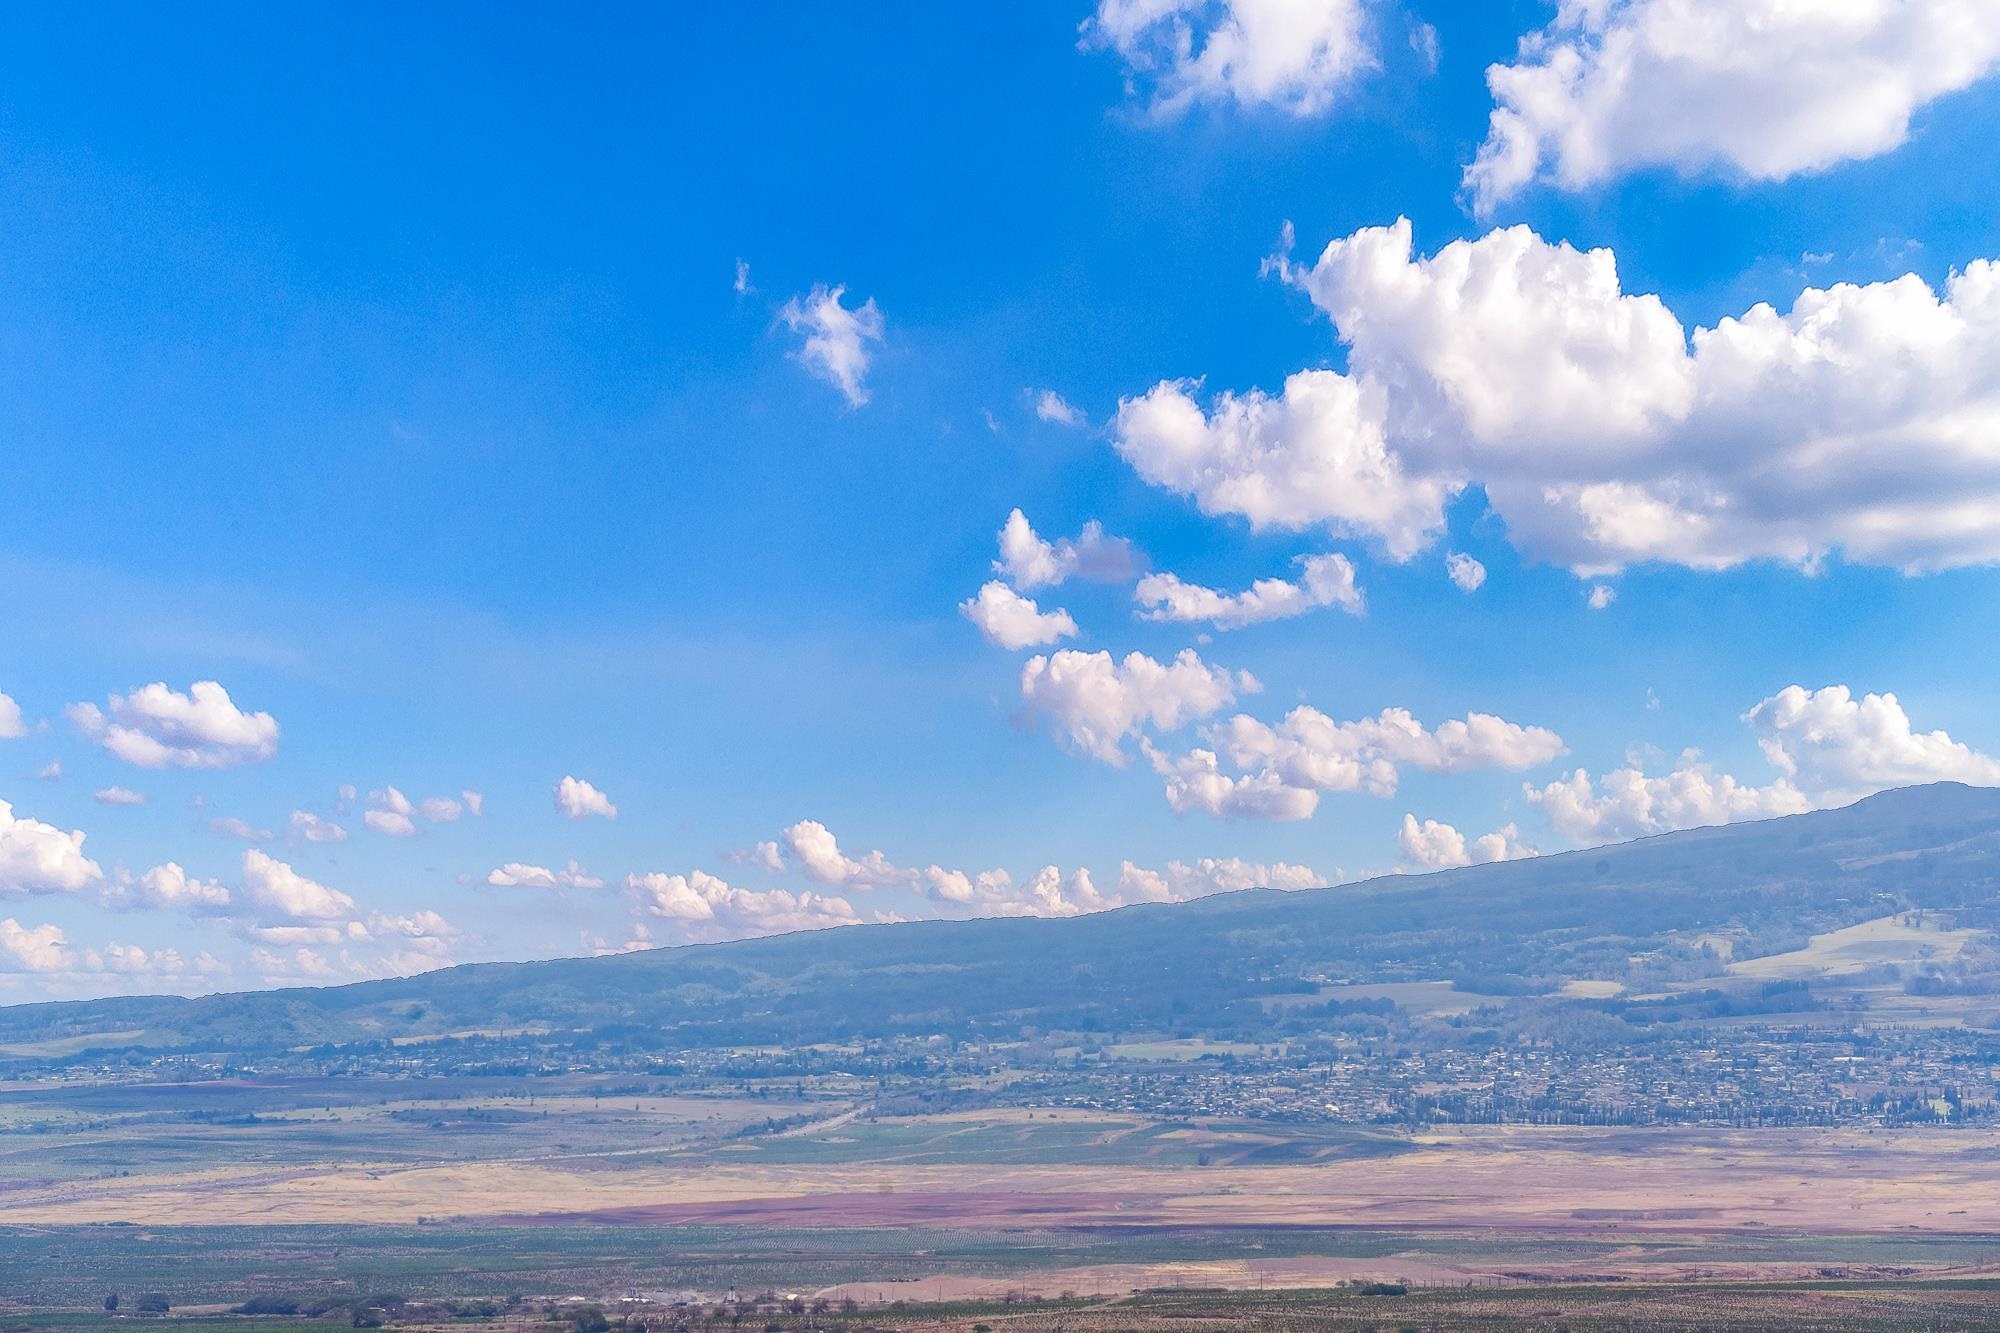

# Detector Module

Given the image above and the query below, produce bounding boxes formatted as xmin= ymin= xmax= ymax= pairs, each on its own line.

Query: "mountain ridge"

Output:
xmin=4 ymin=781 xmax=1998 ymax=1059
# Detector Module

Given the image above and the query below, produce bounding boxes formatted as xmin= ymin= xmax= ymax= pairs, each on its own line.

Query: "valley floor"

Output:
xmin=9 ymin=1080 xmax=2000 ymax=1322
xmin=8 ymin=1112 xmax=2000 ymax=1236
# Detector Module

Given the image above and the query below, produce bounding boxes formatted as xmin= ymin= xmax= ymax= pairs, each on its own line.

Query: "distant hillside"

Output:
xmin=4 ymin=783 xmax=1998 ymax=1060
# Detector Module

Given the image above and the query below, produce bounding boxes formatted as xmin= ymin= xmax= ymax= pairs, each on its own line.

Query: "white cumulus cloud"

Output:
xmin=554 ymin=775 xmax=618 ymax=821
xmin=778 ymin=820 xmax=913 ymax=889
xmin=240 ymin=849 xmax=356 ymax=923
xmin=1528 ymin=684 xmax=2000 ymax=846
xmin=486 ymin=860 xmax=603 ymax=890
xmin=0 ymin=919 xmax=71 ymax=972
xmin=1468 ymin=0 xmax=2000 ymax=213
xmin=67 ymin=681 xmax=279 ymax=769
xmin=1019 ymin=647 xmax=1255 ymax=765
xmin=113 ymin=862 xmax=232 ymax=913
xmin=361 ymin=786 xmax=470 ymax=836
xmin=419 ymin=795 xmax=465 ymax=822
xmin=993 ymin=508 xmax=1143 ymax=591
xmin=1150 ymin=704 xmax=1566 ymax=820
xmin=363 ymin=808 xmax=415 ymax=837
xmin=1116 ymin=856 xmax=1326 ymax=902
xmin=0 ymin=691 xmax=25 ymax=739
xmin=1111 ymin=372 xmax=1451 ymax=559
xmin=1135 ymin=552 xmax=1363 ymax=630
xmin=0 ymin=800 xmax=102 ymax=896
xmin=1527 ymin=762 xmax=1810 ymax=844
xmin=1397 ymin=814 xmax=1537 ymax=870
xmin=960 ymin=581 xmax=1080 ymax=650
xmin=626 ymin=869 xmax=860 ymax=939
xmin=1086 ymin=0 xmax=1376 ymax=118
xmin=1193 ymin=217 xmax=2000 ymax=574
xmin=1746 ymin=684 xmax=2000 ymax=798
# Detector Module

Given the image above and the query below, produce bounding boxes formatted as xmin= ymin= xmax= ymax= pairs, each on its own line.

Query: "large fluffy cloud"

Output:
xmin=1019 ymin=648 xmax=1256 ymax=765
xmin=1112 ymin=372 xmax=1450 ymax=559
xmin=1746 ymin=684 xmax=2000 ymax=797
xmin=960 ymin=581 xmax=1079 ymax=649
xmin=1125 ymin=219 xmax=2000 ymax=574
xmin=779 ymin=283 xmax=884 ymax=407
xmin=1150 ymin=704 xmax=1566 ymax=820
xmin=1135 ymin=553 xmax=1363 ymax=629
xmin=0 ymin=919 xmax=71 ymax=972
xmin=1468 ymin=0 xmax=2000 ymax=212
xmin=240 ymin=850 xmax=356 ymax=923
xmin=0 ymin=800 xmax=102 ymax=896
xmin=67 ymin=681 xmax=279 ymax=769
xmin=1085 ymin=0 xmax=1376 ymax=118
xmin=778 ymin=820 xmax=914 ymax=889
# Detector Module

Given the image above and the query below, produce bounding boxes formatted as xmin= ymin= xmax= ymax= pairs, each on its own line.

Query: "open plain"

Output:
xmin=8 ymin=1084 xmax=2000 ymax=1314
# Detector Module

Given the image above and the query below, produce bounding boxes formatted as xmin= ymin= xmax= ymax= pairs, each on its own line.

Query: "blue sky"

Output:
xmin=4 ymin=1 xmax=2000 ymax=996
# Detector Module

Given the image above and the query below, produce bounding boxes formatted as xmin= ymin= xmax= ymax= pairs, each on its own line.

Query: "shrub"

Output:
xmin=135 ymin=1294 xmax=170 ymax=1314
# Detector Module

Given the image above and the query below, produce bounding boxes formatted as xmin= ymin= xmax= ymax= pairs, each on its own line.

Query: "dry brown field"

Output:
xmin=7 ymin=1115 xmax=2000 ymax=1243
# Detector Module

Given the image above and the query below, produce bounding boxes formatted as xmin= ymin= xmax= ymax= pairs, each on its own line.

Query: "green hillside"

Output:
xmin=4 ymin=783 xmax=1997 ymax=1062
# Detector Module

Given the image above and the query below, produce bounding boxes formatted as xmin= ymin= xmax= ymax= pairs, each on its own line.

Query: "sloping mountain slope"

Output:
xmin=4 ymin=783 xmax=1997 ymax=1057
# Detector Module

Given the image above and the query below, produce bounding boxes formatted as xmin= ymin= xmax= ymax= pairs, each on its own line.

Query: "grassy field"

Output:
xmin=6 ymin=1222 xmax=2000 ymax=1311
xmin=1728 ymin=915 xmax=1984 ymax=981
xmin=0 ymin=1078 xmax=822 ymax=1186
